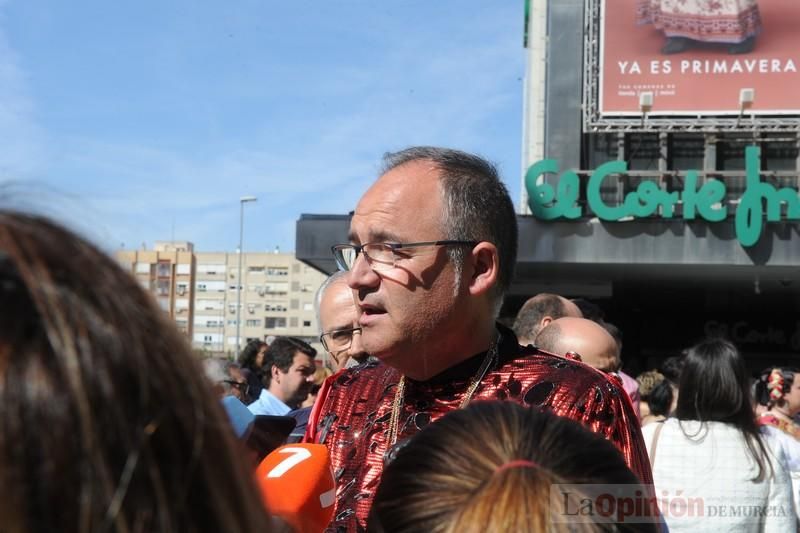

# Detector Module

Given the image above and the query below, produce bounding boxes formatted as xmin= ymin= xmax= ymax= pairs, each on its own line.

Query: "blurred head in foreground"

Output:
xmin=369 ymin=401 xmax=656 ymax=533
xmin=0 ymin=211 xmax=272 ymax=532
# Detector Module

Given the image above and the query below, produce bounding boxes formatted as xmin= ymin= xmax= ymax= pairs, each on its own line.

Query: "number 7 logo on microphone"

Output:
xmin=256 ymin=443 xmax=337 ymax=532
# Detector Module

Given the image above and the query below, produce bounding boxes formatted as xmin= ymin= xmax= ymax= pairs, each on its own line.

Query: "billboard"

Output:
xmin=600 ymin=0 xmax=800 ymax=116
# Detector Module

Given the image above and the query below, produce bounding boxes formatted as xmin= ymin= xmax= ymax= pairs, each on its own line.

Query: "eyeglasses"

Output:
xmin=320 ymin=327 xmax=362 ymax=353
xmin=222 ymin=380 xmax=249 ymax=395
xmin=331 ymin=240 xmax=478 ymax=272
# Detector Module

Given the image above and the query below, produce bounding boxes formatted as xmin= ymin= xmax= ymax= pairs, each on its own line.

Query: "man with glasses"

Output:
xmin=315 ymin=271 xmax=370 ymax=371
xmin=305 ymin=147 xmax=653 ymax=531
xmin=202 ymin=358 xmax=249 ymax=402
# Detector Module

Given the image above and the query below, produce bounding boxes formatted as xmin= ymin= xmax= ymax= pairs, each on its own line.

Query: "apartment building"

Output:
xmin=116 ymin=241 xmax=196 ymax=337
xmin=116 ymin=243 xmax=327 ymax=357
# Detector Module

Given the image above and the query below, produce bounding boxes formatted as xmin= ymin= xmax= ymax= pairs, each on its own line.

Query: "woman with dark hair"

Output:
xmin=369 ymin=401 xmax=659 ymax=533
xmin=0 ymin=211 xmax=273 ymax=532
xmin=238 ymin=339 xmax=268 ymax=404
xmin=755 ymin=366 xmax=800 ymax=520
xmin=642 ymin=339 xmax=794 ymax=532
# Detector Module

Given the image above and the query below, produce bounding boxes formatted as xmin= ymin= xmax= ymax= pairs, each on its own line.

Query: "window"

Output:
xmin=264 ymin=282 xmax=288 ymax=295
xmin=197 ymin=264 xmax=226 ymax=274
xmin=156 ymin=261 xmax=171 ymax=278
xmin=303 ymin=302 xmax=313 ymax=311
xmin=193 ymin=333 xmax=222 ymax=344
xmin=303 ymin=320 xmax=311 ymax=327
xmin=135 ymin=262 xmax=151 ymax=274
xmin=245 ymin=319 xmax=261 ymax=327
xmin=667 ymin=134 xmax=705 ymax=171
xmin=265 ymin=317 xmax=287 ymax=329
xmin=267 ymin=267 xmax=289 ymax=276
xmin=175 ymin=298 xmax=190 ymax=311
xmin=196 ymin=299 xmax=223 ymax=310
xmin=194 ymin=315 xmax=223 ymax=327
xmin=292 ymin=264 xmax=300 ymax=273
xmin=156 ymin=279 xmax=170 ymax=296
xmin=176 ymin=282 xmax=189 ymax=296
xmin=248 ymin=266 xmax=265 ymax=273
xmin=291 ymin=281 xmax=300 ymax=292
xmin=196 ymin=280 xmax=225 ymax=292
xmin=227 ymin=319 xmax=238 ymax=326
xmin=265 ymin=303 xmax=287 ymax=312
xmin=176 ymin=263 xmax=191 ymax=275
xmin=290 ymin=299 xmax=299 ymax=310
xmin=290 ymin=317 xmax=298 ymax=328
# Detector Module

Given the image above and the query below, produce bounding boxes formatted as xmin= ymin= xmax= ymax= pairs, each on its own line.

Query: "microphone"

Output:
xmin=255 ymin=443 xmax=336 ymax=532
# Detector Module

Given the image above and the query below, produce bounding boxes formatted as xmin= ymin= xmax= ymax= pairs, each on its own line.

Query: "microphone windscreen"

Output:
xmin=256 ymin=443 xmax=336 ymax=532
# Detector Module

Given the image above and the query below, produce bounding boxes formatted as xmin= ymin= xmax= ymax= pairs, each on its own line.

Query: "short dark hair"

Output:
xmin=647 ymin=379 xmax=673 ymax=417
xmin=382 ymin=147 xmax=517 ymax=309
xmin=659 ymin=354 xmax=685 ymax=384
xmin=263 ymin=337 xmax=316 ymax=387
xmin=512 ymin=294 xmax=567 ymax=341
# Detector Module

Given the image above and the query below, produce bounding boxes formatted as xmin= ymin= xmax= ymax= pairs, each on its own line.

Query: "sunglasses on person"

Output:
xmin=222 ymin=380 xmax=249 ymax=394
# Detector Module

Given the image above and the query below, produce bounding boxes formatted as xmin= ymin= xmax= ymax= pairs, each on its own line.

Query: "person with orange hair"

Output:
xmin=369 ymin=401 xmax=659 ymax=532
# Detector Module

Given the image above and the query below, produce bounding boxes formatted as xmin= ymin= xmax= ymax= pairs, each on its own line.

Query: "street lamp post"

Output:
xmin=236 ymin=195 xmax=257 ymax=356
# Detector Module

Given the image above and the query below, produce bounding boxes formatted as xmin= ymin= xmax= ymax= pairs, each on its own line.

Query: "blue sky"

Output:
xmin=0 ymin=1 xmax=526 ymax=253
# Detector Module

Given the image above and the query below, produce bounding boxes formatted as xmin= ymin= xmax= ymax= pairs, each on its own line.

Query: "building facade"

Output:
xmin=116 ymin=244 xmax=327 ymax=357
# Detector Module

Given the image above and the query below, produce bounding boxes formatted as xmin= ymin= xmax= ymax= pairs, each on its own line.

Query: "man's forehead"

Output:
xmin=348 ymin=161 xmax=443 ymax=243
xmin=292 ymin=352 xmax=314 ymax=366
xmin=320 ymin=284 xmax=358 ymax=329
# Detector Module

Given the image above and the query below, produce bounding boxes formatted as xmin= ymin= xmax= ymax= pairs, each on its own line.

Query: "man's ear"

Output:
xmin=466 ymin=241 xmax=499 ymax=297
xmin=271 ymin=365 xmax=281 ymax=384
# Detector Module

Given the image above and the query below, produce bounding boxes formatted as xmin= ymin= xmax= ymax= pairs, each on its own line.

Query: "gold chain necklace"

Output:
xmin=386 ymin=335 xmax=499 ymax=448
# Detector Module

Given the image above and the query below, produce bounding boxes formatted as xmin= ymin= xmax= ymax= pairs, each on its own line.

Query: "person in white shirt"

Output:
xmin=248 ymin=336 xmax=316 ymax=416
xmin=642 ymin=338 xmax=795 ymax=532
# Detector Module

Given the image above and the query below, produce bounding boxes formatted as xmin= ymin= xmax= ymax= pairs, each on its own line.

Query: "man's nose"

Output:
xmin=349 ymin=329 xmax=366 ymax=356
xmin=347 ymin=251 xmax=379 ymax=291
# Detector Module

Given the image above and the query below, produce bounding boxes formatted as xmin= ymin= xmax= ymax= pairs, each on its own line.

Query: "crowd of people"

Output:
xmin=3 ymin=145 xmax=799 ymax=532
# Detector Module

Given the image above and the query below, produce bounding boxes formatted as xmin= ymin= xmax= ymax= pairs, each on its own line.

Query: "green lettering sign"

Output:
xmin=525 ymin=146 xmax=799 ymax=247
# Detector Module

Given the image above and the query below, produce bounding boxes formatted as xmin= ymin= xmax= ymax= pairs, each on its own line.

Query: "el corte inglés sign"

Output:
xmin=525 ymin=146 xmax=800 ymax=247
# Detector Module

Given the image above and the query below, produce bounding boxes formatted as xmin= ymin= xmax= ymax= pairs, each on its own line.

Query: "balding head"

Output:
xmin=316 ymin=272 xmax=368 ymax=370
xmin=534 ymin=317 xmax=620 ymax=372
xmin=513 ymin=293 xmax=582 ymax=345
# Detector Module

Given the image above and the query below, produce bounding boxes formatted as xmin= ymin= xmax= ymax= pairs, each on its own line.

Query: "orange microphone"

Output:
xmin=255 ymin=443 xmax=336 ymax=532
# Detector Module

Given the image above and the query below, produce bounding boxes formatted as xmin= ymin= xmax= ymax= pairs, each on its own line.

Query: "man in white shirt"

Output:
xmin=248 ymin=337 xmax=317 ymax=416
